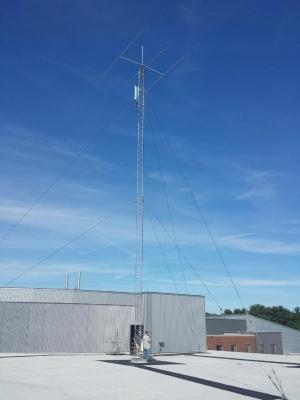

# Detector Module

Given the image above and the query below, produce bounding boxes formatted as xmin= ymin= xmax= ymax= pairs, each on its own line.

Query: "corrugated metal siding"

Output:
xmin=0 ymin=288 xmax=206 ymax=353
xmin=0 ymin=287 xmax=136 ymax=306
xmin=246 ymin=315 xmax=300 ymax=354
xmin=256 ymin=332 xmax=283 ymax=354
xmin=145 ymin=293 xmax=206 ymax=353
xmin=0 ymin=302 xmax=30 ymax=352
xmin=0 ymin=302 xmax=135 ymax=353
xmin=27 ymin=304 xmax=46 ymax=352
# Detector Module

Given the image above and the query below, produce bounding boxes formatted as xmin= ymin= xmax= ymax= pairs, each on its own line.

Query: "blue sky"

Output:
xmin=0 ymin=0 xmax=300 ymax=312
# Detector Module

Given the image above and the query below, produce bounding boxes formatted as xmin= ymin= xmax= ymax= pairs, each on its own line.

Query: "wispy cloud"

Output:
xmin=236 ymin=279 xmax=300 ymax=287
xmin=0 ymin=261 xmax=133 ymax=286
xmin=0 ymin=198 xmax=136 ymax=247
xmin=79 ymin=240 xmax=136 ymax=260
xmin=290 ymin=218 xmax=300 ymax=225
xmin=220 ymin=233 xmax=300 ymax=255
xmin=148 ymin=171 xmax=175 ymax=183
xmin=146 ymin=276 xmax=300 ymax=288
xmin=234 ymin=167 xmax=277 ymax=201
xmin=3 ymin=194 xmax=300 ymax=256
xmin=177 ymin=3 xmax=201 ymax=26
xmin=0 ymin=124 xmax=113 ymax=172
xmin=0 ymin=201 xmax=97 ymax=230
xmin=177 ymin=1 xmax=246 ymax=33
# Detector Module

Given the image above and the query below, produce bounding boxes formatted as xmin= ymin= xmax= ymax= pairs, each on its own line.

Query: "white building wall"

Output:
xmin=0 ymin=288 xmax=206 ymax=354
xmin=0 ymin=302 xmax=135 ymax=353
xmin=143 ymin=292 xmax=207 ymax=353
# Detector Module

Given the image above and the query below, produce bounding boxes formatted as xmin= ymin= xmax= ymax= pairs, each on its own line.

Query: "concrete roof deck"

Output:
xmin=0 ymin=351 xmax=299 ymax=400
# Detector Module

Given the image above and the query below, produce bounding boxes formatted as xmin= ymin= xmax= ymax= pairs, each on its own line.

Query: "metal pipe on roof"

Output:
xmin=65 ymin=273 xmax=69 ymax=289
xmin=76 ymin=271 xmax=81 ymax=290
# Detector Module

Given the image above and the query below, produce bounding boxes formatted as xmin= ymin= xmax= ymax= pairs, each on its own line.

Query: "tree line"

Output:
xmin=222 ymin=304 xmax=300 ymax=331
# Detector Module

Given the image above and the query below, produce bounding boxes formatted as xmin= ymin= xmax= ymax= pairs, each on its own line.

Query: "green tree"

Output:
xmin=249 ymin=304 xmax=300 ymax=331
xmin=223 ymin=304 xmax=300 ymax=331
xmin=233 ymin=308 xmax=246 ymax=314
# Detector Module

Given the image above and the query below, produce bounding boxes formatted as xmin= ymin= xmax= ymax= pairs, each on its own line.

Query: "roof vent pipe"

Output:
xmin=76 ymin=271 xmax=81 ymax=290
xmin=65 ymin=273 xmax=69 ymax=289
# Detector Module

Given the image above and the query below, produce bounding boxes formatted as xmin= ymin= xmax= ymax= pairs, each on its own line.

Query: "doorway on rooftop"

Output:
xmin=130 ymin=324 xmax=144 ymax=355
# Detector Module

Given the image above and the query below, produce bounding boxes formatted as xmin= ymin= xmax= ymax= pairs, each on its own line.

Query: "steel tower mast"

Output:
xmin=134 ymin=47 xmax=145 ymax=327
xmin=120 ymin=45 xmax=170 ymax=336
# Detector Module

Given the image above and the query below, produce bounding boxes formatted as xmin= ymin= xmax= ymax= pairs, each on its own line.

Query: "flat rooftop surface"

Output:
xmin=0 ymin=351 xmax=299 ymax=400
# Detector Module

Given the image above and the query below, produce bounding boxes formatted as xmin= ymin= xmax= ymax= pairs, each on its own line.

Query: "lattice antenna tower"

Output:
xmin=120 ymin=46 xmax=164 ymax=327
xmin=120 ymin=43 xmax=186 ymax=335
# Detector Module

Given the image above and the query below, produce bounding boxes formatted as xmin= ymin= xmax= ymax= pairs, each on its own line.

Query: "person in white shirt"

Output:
xmin=142 ymin=330 xmax=151 ymax=361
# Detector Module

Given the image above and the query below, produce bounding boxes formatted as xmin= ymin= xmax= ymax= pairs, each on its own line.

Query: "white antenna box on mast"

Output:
xmin=134 ymin=85 xmax=139 ymax=101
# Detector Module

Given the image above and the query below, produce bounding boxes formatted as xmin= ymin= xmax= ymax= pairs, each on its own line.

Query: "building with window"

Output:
xmin=206 ymin=314 xmax=300 ymax=354
xmin=207 ymin=333 xmax=256 ymax=353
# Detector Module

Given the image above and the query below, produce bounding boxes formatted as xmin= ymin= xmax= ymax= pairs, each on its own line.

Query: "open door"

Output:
xmin=130 ymin=325 xmax=144 ymax=354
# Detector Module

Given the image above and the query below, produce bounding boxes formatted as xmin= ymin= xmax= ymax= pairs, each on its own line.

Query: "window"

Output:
xmin=216 ymin=345 xmax=223 ymax=351
xmin=231 ymin=344 xmax=237 ymax=352
xmin=245 ymin=344 xmax=251 ymax=352
xmin=271 ymin=344 xmax=277 ymax=354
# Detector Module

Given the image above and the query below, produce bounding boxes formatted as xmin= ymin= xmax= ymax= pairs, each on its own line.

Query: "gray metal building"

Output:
xmin=207 ymin=314 xmax=300 ymax=354
xmin=0 ymin=287 xmax=206 ymax=354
